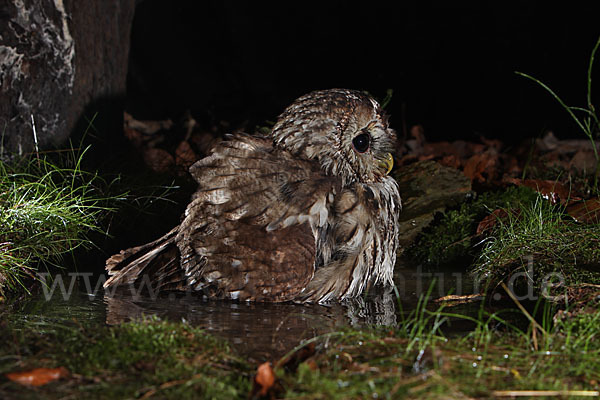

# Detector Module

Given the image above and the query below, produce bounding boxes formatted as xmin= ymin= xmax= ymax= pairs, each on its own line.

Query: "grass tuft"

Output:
xmin=471 ymin=194 xmax=600 ymax=291
xmin=0 ymin=147 xmax=118 ymax=294
xmin=406 ymin=186 xmax=540 ymax=267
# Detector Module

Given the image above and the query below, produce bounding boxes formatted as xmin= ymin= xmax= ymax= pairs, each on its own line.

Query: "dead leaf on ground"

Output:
xmin=439 ymin=154 xmax=461 ymax=169
xmin=191 ymin=130 xmax=219 ymax=156
xmin=566 ymin=198 xmax=600 ymax=224
xmin=463 ymin=150 xmax=499 ymax=183
xmin=476 ymin=209 xmax=510 ymax=235
xmin=175 ymin=140 xmax=197 ymax=172
xmin=6 ymin=367 xmax=69 ymax=387
xmin=504 ymin=178 xmax=578 ymax=205
xmin=250 ymin=362 xmax=279 ymax=399
xmin=142 ymin=148 xmax=175 ymax=174
xmin=422 ymin=141 xmax=456 ymax=158
xmin=123 ymin=126 xmax=145 ymax=149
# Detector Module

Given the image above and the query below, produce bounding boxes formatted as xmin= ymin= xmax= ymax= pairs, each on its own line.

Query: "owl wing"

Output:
xmin=176 ymin=134 xmax=340 ymax=302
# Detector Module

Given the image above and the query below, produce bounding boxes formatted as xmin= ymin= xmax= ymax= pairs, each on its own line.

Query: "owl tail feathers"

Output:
xmin=104 ymin=226 xmax=185 ymax=294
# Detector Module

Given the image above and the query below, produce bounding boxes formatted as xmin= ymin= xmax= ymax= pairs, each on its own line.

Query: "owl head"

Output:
xmin=271 ymin=89 xmax=396 ymax=185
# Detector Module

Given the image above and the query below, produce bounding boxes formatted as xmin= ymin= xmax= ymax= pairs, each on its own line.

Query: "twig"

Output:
xmin=274 ymin=331 xmax=346 ymax=369
xmin=30 ymin=114 xmax=40 ymax=167
xmin=493 ymin=390 xmax=599 ymax=397
xmin=500 ymin=282 xmax=547 ymax=337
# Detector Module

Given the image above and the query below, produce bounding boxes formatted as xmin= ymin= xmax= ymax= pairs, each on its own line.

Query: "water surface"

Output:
xmin=6 ymin=266 xmax=478 ymax=361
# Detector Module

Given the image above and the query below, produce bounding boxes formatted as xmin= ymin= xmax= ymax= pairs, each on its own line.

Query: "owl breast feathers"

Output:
xmin=105 ymin=89 xmax=401 ymax=303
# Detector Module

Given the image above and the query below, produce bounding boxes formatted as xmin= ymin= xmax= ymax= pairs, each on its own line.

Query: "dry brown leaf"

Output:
xmin=463 ymin=150 xmax=498 ymax=183
xmin=439 ymin=154 xmax=461 ymax=169
xmin=422 ymin=141 xmax=455 ymax=158
xmin=254 ymin=362 xmax=275 ymax=397
xmin=175 ymin=140 xmax=197 ymax=171
xmin=142 ymin=148 xmax=175 ymax=174
xmin=566 ymin=198 xmax=600 ymax=224
xmin=123 ymin=126 xmax=144 ymax=148
xmin=191 ymin=130 xmax=219 ymax=156
xmin=6 ymin=367 xmax=69 ymax=386
xmin=504 ymin=178 xmax=576 ymax=205
xmin=476 ymin=209 xmax=510 ymax=235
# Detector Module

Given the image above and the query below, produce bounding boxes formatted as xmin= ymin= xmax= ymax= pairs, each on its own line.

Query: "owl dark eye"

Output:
xmin=352 ymin=132 xmax=370 ymax=153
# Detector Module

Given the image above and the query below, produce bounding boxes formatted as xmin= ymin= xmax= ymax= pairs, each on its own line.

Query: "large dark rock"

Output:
xmin=394 ymin=160 xmax=473 ymax=248
xmin=0 ymin=0 xmax=135 ymax=159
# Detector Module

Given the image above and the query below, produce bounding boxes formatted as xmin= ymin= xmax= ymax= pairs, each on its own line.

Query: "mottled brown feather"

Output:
xmin=177 ymin=135 xmax=337 ymax=301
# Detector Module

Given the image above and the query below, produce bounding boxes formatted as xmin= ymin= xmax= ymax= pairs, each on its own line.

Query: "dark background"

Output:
xmin=126 ymin=2 xmax=600 ymax=144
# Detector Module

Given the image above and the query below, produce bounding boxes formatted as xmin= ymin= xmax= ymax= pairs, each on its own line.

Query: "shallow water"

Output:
xmin=6 ymin=266 xmax=479 ymax=362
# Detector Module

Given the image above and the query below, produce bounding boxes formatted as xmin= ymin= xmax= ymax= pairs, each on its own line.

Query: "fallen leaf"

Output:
xmin=143 ymin=148 xmax=175 ymax=174
xmin=191 ymin=130 xmax=219 ymax=156
xmin=476 ymin=209 xmax=510 ymax=235
xmin=123 ymin=126 xmax=144 ymax=148
xmin=175 ymin=140 xmax=197 ymax=171
xmin=504 ymin=178 xmax=577 ymax=205
xmin=567 ymin=198 xmax=600 ymax=224
xmin=463 ymin=150 xmax=498 ymax=183
xmin=252 ymin=362 xmax=276 ymax=398
xmin=6 ymin=367 xmax=69 ymax=387
xmin=422 ymin=141 xmax=455 ymax=158
xmin=439 ymin=154 xmax=461 ymax=169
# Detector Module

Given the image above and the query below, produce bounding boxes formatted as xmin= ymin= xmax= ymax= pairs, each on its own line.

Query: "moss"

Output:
xmin=277 ymin=310 xmax=600 ymax=399
xmin=0 ymin=316 xmax=251 ymax=399
xmin=3 ymin=297 xmax=600 ymax=398
xmin=406 ymin=186 xmax=540 ymax=267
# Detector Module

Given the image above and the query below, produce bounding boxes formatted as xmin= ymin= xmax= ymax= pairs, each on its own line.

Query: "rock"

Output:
xmin=393 ymin=160 xmax=472 ymax=248
xmin=0 ymin=0 xmax=135 ymax=159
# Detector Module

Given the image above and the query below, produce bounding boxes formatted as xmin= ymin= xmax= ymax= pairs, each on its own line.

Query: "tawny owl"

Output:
xmin=104 ymin=89 xmax=401 ymax=303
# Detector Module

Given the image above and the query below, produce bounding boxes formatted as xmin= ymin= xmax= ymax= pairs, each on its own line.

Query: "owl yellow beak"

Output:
xmin=378 ymin=153 xmax=394 ymax=175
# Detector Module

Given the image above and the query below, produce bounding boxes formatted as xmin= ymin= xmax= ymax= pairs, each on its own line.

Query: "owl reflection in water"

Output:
xmin=105 ymin=89 xmax=401 ymax=303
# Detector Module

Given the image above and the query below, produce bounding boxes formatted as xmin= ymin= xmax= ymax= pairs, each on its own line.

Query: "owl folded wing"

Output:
xmin=177 ymin=134 xmax=341 ymax=301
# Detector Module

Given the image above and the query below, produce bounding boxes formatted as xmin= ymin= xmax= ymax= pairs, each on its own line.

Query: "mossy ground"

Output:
xmin=2 ymin=298 xmax=600 ymax=399
xmin=280 ymin=321 xmax=600 ymax=399
xmin=0 ymin=316 xmax=251 ymax=399
xmin=405 ymin=186 xmax=540 ymax=266
xmin=473 ymin=196 xmax=600 ymax=291
xmin=406 ymin=184 xmax=600 ymax=294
